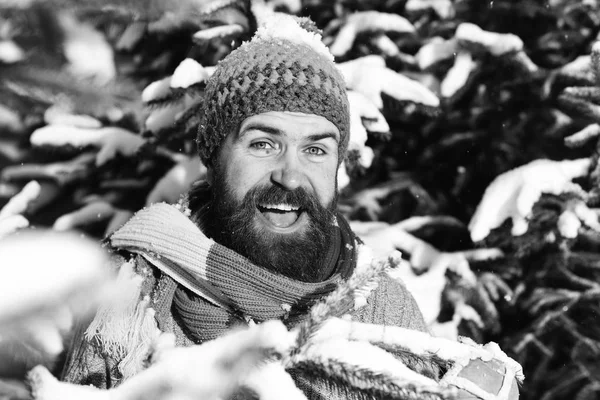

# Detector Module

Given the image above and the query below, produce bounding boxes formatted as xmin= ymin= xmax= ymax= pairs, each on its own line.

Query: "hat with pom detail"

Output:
xmin=197 ymin=14 xmax=350 ymax=165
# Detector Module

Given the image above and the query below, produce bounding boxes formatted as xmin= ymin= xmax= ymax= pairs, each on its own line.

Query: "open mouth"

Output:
xmin=257 ymin=203 xmax=303 ymax=229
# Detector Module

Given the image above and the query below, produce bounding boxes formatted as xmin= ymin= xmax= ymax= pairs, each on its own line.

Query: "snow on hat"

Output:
xmin=197 ymin=13 xmax=350 ymax=165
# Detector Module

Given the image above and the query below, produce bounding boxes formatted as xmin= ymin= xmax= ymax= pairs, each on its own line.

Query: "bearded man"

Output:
xmin=57 ymin=16 xmax=519 ymax=400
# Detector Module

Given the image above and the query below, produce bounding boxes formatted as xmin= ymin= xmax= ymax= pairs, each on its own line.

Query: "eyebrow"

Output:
xmin=307 ymin=132 xmax=339 ymax=143
xmin=239 ymin=123 xmax=282 ymax=137
xmin=239 ymin=123 xmax=339 ymax=143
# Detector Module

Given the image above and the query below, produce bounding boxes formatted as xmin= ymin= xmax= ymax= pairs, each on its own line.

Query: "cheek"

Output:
xmin=223 ymin=157 xmax=267 ymax=201
xmin=311 ymin=163 xmax=338 ymax=206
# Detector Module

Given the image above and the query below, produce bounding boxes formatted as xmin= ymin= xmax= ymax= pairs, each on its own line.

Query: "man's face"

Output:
xmin=207 ymin=111 xmax=341 ymax=282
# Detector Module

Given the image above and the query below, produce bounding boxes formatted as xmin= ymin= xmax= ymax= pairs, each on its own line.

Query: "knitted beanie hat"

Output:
xmin=197 ymin=14 xmax=350 ymax=165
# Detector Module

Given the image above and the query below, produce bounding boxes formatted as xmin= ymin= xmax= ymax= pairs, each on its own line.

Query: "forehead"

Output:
xmin=237 ymin=111 xmax=340 ymax=140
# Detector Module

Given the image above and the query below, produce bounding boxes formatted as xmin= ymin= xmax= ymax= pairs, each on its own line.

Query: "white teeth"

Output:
xmin=260 ymin=203 xmax=299 ymax=211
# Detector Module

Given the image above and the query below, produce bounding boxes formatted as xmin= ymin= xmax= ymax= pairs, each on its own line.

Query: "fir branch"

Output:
xmin=373 ymin=343 xmax=451 ymax=380
xmin=1 ymin=3 xmax=66 ymax=61
xmin=540 ymin=369 xmax=588 ymax=400
xmin=197 ymin=0 xmax=251 ymax=22
xmin=143 ymin=91 xmax=187 ymax=109
xmin=381 ymin=95 xmax=441 ymax=121
xmin=143 ymin=83 xmax=205 ymax=109
xmin=558 ymin=94 xmax=600 ymax=122
xmin=568 ymin=251 xmax=600 ymax=273
xmin=563 ymin=87 xmax=600 ymax=106
xmin=306 ymin=318 xmax=501 ymax=368
xmin=144 ymin=100 xmax=203 ymax=152
xmin=293 ymin=257 xmax=389 ymax=351
xmin=524 ymin=288 xmax=585 ymax=315
xmin=1 ymin=64 xmax=142 ymax=121
xmin=544 ymin=70 xmax=595 ymax=100
xmin=591 ymin=41 xmax=600 ymax=86
xmin=167 ymin=101 xmax=204 ymax=140
xmin=564 ymin=123 xmax=600 ymax=148
xmin=174 ymin=100 xmax=204 ymax=131
xmin=344 ymin=149 xmax=366 ymax=178
xmin=149 ymin=0 xmax=254 ymax=34
xmin=290 ymin=359 xmax=452 ymax=400
xmin=14 ymin=0 xmax=223 ymax=24
xmin=574 ymin=383 xmax=600 ymax=400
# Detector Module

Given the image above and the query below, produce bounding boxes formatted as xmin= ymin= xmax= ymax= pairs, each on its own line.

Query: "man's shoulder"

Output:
xmin=351 ymin=244 xmax=429 ymax=333
xmin=353 ymin=243 xmax=416 ymax=305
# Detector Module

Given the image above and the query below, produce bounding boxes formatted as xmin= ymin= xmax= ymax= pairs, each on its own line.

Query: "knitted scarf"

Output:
xmin=109 ymin=202 xmax=357 ymax=343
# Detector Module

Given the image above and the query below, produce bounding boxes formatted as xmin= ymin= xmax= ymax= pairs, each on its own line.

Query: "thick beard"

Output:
xmin=203 ymin=177 xmax=338 ymax=283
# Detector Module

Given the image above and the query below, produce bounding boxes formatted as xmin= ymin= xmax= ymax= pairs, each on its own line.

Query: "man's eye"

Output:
xmin=306 ymin=147 xmax=325 ymax=156
xmin=250 ymin=141 xmax=274 ymax=150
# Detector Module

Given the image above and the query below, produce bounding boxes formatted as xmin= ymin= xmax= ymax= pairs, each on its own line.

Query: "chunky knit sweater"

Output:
xmin=61 ymin=253 xmax=430 ymax=384
xmin=60 ymin=204 xmax=433 ymax=398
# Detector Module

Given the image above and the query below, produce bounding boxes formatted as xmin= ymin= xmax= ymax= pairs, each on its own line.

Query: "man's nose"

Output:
xmin=271 ymin=154 xmax=304 ymax=190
